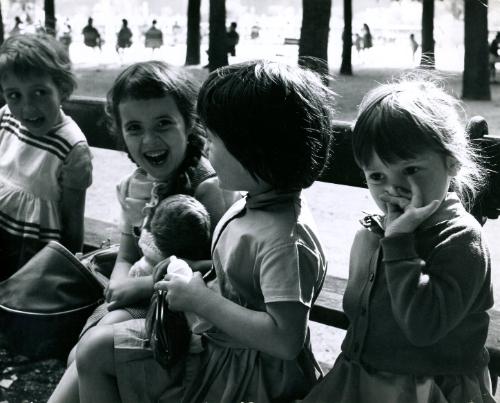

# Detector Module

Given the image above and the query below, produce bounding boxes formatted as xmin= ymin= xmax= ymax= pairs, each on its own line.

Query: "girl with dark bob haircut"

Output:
xmin=197 ymin=60 xmax=335 ymax=190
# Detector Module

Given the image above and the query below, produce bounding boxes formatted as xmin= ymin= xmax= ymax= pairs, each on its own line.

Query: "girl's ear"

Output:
xmin=59 ymin=88 xmax=70 ymax=102
xmin=446 ymin=156 xmax=460 ymax=177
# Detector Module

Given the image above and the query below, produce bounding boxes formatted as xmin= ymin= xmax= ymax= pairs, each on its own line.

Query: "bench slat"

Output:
xmin=83 ymin=217 xmax=121 ymax=250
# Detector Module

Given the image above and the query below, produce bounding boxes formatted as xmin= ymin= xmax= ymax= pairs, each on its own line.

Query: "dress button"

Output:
xmin=369 ymin=272 xmax=375 ymax=282
xmin=361 ymin=307 xmax=367 ymax=316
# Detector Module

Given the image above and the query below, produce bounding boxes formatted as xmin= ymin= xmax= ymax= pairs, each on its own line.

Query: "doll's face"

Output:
xmin=1 ymin=70 xmax=63 ymax=136
xmin=119 ymin=95 xmax=187 ymax=182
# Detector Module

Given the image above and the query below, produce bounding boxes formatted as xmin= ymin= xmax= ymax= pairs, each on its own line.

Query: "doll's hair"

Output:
xmin=106 ymin=61 xmax=205 ymax=193
xmin=352 ymin=73 xmax=485 ymax=208
xmin=197 ymin=60 xmax=335 ymax=190
xmin=0 ymin=33 xmax=76 ymax=100
xmin=150 ymin=194 xmax=211 ymax=260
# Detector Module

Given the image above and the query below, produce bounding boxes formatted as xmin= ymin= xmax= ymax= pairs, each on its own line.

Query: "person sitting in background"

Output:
xmin=82 ymin=17 xmax=101 ymax=50
xmin=144 ymin=19 xmax=163 ymax=52
xmin=116 ymin=19 xmax=133 ymax=54
xmin=489 ymin=32 xmax=500 ymax=83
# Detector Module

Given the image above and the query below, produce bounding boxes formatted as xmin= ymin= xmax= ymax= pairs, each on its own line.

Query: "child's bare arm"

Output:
xmin=106 ymin=233 xmax=153 ymax=310
xmin=111 ymin=233 xmax=140 ymax=280
xmin=156 ymin=273 xmax=309 ymax=359
xmin=59 ymin=187 xmax=86 ymax=253
xmin=195 ymin=177 xmax=241 ymax=231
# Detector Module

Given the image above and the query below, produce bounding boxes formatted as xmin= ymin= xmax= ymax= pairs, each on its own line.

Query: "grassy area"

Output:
xmin=73 ymin=65 xmax=500 ymax=132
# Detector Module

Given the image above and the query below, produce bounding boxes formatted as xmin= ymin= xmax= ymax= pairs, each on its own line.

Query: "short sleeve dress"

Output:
xmin=112 ymin=189 xmax=327 ymax=403
xmin=0 ymin=105 xmax=92 ymax=278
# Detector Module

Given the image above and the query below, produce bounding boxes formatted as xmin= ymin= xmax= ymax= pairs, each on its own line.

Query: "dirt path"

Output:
xmin=0 ymin=334 xmax=64 ymax=403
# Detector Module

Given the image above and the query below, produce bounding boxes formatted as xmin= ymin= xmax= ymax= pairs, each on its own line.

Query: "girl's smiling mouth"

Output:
xmin=23 ymin=116 xmax=45 ymax=127
xmin=143 ymin=150 xmax=169 ymax=166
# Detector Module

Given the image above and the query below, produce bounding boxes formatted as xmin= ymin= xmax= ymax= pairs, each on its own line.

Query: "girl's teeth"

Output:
xmin=144 ymin=150 xmax=168 ymax=165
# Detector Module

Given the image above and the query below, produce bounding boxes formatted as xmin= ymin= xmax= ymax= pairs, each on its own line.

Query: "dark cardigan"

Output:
xmin=341 ymin=193 xmax=493 ymax=375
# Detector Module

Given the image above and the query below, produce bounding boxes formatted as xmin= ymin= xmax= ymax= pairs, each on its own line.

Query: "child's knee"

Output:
xmin=66 ymin=344 xmax=77 ymax=367
xmin=99 ymin=308 xmax=133 ymax=325
xmin=75 ymin=325 xmax=114 ymax=375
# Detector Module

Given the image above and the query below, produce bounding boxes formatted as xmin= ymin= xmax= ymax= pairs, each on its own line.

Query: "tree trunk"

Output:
xmin=44 ymin=0 xmax=56 ymax=36
xmin=207 ymin=0 xmax=228 ymax=72
xmin=420 ymin=0 xmax=435 ymax=68
xmin=462 ymin=0 xmax=490 ymax=100
xmin=340 ymin=0 xmax=353 ymax=75
xmin=0 ymin=3 xmax=4 ymax=45
xmin=299 ymin=0 xmax=332 ymax=77
xmin=185 ymin=0 xmax=201 ymax=65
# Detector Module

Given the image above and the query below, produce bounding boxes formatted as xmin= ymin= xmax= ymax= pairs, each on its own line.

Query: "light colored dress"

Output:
xmin=0 ymin=105 xmax=92 ymax=242
xmin=0 ymin=105 xmax=92 ymax=277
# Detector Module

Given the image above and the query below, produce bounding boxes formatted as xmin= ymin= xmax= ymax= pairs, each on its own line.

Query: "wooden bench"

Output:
xmin=62 ymin=95 xmax=500 ymax=388
xmin=283 ymin=37 xmax=300 ymax=45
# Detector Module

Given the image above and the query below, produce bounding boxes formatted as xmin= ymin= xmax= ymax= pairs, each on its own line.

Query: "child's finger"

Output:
xmin=154 ymin=279 xmax=169 ymax=291
xmin=380 ymin=193 xmax=409 ymax=210
xmin=407 ymin=176 xmax=423 ymax=208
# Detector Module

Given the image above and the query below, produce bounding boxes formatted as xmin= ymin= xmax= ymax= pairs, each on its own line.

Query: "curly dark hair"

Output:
xmin=106 ymin=61 xmax=206 ymax=194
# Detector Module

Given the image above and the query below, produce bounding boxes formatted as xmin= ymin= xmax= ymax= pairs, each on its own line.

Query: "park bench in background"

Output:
xmin=62 ymin=95 xmax=500 ymax=390
xmin=283 ymin=37 xmax=300 ymax=45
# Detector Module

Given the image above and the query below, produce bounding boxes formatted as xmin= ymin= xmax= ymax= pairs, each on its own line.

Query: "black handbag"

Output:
xmin=145 ymin=289 xmax=191 ymax=369
xmin=145 ymin=268 xmax=217 ymax=369
xmin=79 ymin=242 xmax=119 ymax=279
xmin=0 ymin=241 xmax=116 ymax=359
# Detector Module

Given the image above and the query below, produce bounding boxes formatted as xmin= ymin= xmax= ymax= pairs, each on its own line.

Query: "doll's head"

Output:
xmin=150 ymin=194 xmax=211 ymax=261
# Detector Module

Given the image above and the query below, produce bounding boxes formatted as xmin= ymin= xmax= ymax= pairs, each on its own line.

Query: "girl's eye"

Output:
xmin=367 ymin=172 xmax=384 ymax=182
xmin=5 ymin=92 xmax=20 ymax=101
xmin=403 ymin=166 xmax=420 ymax=175
xmin=157 ymin=118 xmax=173 ymax=129
xmin=124 ymin=123 xmax=142 ymax=134
xmin=34 ymin=89 xmax=47 ymax=97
